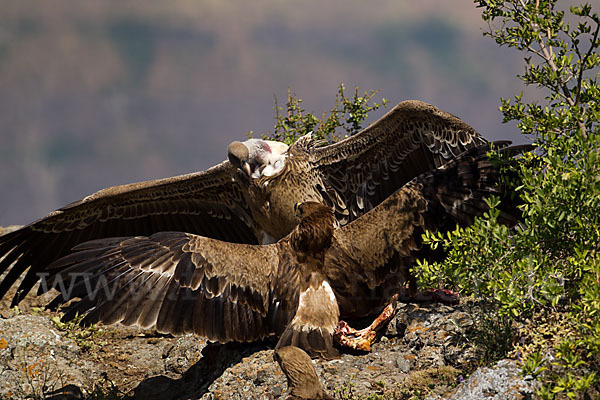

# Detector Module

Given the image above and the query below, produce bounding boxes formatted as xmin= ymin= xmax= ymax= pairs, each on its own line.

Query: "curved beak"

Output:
xmin=294 ymin=202 xmax=302 ymax=217
xmin=241 ymin=161 xmax=252 ymax=177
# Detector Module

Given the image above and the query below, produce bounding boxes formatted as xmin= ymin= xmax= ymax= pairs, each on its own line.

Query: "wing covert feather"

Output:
xmin=325 ymin=184 xmax=426 ymax=292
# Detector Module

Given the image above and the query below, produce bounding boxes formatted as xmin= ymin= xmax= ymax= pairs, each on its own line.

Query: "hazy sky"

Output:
xmin=0 ymin=1 xmax=536 ymax=225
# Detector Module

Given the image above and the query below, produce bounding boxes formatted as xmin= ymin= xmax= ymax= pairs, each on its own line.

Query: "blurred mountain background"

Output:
xmin=0 ymin=1 xmax=531 ymax=226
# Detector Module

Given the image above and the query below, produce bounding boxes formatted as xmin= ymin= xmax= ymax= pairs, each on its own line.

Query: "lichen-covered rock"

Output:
xmin=0 ymin=315 xmax=101 ymax=398
xmin=432 ymin=359 xmax=540 ymax=400
xmin=0 ymin=269 xmax=537 ymax=400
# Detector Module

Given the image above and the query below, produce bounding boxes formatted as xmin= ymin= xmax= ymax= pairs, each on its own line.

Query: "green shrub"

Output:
xmin=416 ymin=1 xmax=600 ymax=398
xmin=249 ymin=84 xmax=387 ymax=145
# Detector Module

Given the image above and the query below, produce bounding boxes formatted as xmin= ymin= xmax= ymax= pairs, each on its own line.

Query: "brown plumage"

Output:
xmin=274 ymin=346 xmax=333 ymax=400
xmin=0 ymin=100 xmax=486 ymax=306
xmin=35 ymin=142 xmax=529 ymax=360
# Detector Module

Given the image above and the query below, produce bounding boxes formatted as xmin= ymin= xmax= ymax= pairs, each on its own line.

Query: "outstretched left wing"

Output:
xmin=307 ymin=100 xmax=487 ymax=224
xmin=325 ymin=142 xmax=531 ymax=316
xmin=0 ymin=160 xmax=261 ymax=307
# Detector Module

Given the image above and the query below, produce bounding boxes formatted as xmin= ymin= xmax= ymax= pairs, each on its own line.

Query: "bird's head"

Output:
xmin=291 ymin=201 xmax=335 ymax=253
xmin=228 ymin=141 xmax=252 ymax=177
xmin=229 ymin=138 xmax=289 ymax=181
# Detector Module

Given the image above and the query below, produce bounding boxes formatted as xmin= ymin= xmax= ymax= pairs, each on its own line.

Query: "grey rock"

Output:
xmin=396 ymin=355 xmax=412 ymax=373
xmin=0 ymin=315 xmax=101 ymax=398
xmin=162 ymin=334 xmax=206 ymax=375
xmin=432 ymin=359 xmax=540 ymax=400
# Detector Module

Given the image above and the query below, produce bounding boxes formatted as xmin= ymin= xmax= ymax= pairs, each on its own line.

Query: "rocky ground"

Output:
xmin=0 ymin=226 xmax=539 ymax=400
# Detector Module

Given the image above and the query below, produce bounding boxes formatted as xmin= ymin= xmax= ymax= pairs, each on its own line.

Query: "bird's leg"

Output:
xmin=396 ymin=277 xmax=460 ymax=305
xmin=333 ymin=294 xmax=399 ymax=352
xmin=393 ymin=263 xmax=459 ymax=305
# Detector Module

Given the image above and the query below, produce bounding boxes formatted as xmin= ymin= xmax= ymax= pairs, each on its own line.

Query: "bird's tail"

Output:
xmin=276 ymin=322 xmax=340 ymax=360
xmin=415 ymin=141 xmax=533 ymax=230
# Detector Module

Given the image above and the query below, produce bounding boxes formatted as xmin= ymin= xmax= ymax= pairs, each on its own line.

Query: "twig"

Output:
xmin=520 ymin=0 xmax=589 ymax=138
xmin=575 ymin=15 xmax=600 ymax=110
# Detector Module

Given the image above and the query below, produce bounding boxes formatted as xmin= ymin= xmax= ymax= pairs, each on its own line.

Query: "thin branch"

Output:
xmin=487 ymin=0 xmax=591 ymax=137
xmin=523 ymin=0 xmax=589 ymax=138
xmin=575 ymin=16 xmax=600 ymax=107
xmin=534 ymin=27 xmax=575 ymax=106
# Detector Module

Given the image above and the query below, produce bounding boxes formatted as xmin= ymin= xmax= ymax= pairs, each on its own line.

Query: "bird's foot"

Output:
xmin=333 ymin=294 xmax=399 ymax=352
xmin=401 ymin=288 xmax=459 ymax=305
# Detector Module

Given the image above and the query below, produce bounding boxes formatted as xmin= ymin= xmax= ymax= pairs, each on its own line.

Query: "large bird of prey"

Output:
xmin=37 ymin=143 xmax=528 ymax=359
xmin=0 ymin=100 xmax=486 ymax=306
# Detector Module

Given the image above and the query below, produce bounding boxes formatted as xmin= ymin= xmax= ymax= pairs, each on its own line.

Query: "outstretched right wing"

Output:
xmin=44 ymin=231 xmax=301 ymax=343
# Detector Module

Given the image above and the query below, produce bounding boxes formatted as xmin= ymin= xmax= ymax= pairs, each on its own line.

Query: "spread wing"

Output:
xmin=44 ymin=232 xmax=301 ymax=343
xmin=324 ymin=142 xmax=530 ymax=316
xmin=0 ymin=161 xmax=261 ymax=306
xmin=308 ymin=100 xmax=487 ymax=224
xmin=324 ymin=183 xmax=426 ymax=316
